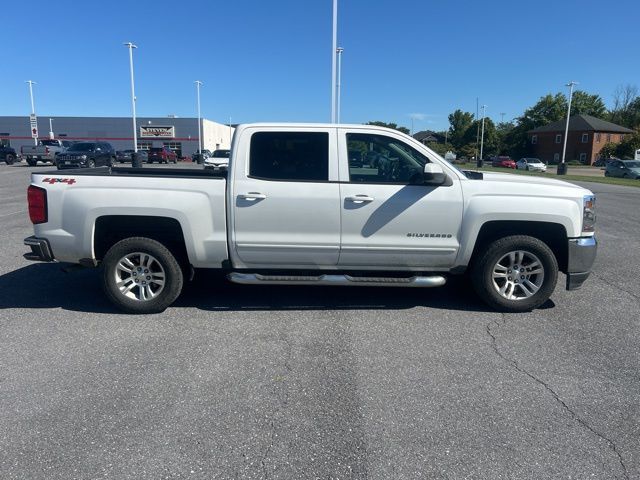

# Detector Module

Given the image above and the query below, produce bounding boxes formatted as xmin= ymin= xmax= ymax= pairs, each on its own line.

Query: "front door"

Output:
xmin=231 ymin=128 xmax=341 ymax=268
xmin=338 ymin=130 xmax=463 ymax=269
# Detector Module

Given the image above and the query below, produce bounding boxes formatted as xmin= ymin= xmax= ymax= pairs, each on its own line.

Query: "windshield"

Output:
xmin=67 ymin=142 xmax=95 ymax=152
xmin=525 ymin=158 xmax=542 ymax=163
xmin=40 ymin=140 xmax=60 ymax=146
xmin=212 ymin=150 xmax=230 ymax=158
xmin=624 ymin=161 xmax=640 ymax=168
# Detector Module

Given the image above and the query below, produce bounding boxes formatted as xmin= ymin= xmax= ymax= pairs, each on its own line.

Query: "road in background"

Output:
xmin=0 ymin=163 xmax=638 ymax=479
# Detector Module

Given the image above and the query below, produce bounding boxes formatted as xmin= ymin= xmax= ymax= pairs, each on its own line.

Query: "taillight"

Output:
xmin=45 ymin=147 xmax=50 ymax=155
xmin=27 ymin=185 xmax=47 ymax=224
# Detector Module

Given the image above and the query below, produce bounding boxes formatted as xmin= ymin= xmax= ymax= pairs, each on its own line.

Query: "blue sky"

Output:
xmin=1 ymin=0 xmax=639 ymax=132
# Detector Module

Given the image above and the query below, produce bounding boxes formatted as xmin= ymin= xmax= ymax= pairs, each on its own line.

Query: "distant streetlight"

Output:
xmin=480 ymin=105 xmax=487 ymax=162
xmin=500 ymin=112 xmax=506 ymax=123
xmin=559 ymin=81 xmax=578 ymax=176
xmin=124 ymin=42 xmax=138 ymax=152
xmin=331 ymin=0 xmax=338 ymax=123
xmin=336 ymin=47 xmax=344 ymax=123
xmin=195 ymin=80 xmax=203 ymax=154
xmin=26 ymin=80 xmax=37 ymax=145
xmin=49 ymin=118 xmax=54 ymax=139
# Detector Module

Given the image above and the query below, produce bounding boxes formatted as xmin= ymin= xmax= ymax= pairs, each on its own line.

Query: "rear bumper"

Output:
xmin=24 ymin=236 xmax=55 ymax=262
xmin=565 ymin=236 xmax=597 ymax=291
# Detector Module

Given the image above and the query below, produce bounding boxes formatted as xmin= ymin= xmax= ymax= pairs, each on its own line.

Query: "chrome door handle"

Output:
xmin=346 ymin=195 xmax=374 ymax=203
xmin=238 ymin=192 xmax=267 ymax=200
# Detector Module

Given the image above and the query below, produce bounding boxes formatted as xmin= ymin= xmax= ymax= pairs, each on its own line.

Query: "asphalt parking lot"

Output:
xmin=0 ymin=161 xmax=638 ymax=479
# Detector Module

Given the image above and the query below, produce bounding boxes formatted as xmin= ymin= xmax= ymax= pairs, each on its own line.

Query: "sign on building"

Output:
xmin=140 ymin=126 xmax=175 ymax=138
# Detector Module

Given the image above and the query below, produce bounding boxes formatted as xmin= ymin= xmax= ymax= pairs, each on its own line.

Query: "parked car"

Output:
xmin=516 ymin=158 xmax=547 ymax=172
xmin=204 ymin=149 xmax=230 ymax=170
xmin=21 ymin=139 xmax=74 ymax=166
xmin=24 ymin=123 xmax=597 ymax=314
xmin=0 ymin=145 xmax=18 ymax=165
xmin=604 ymin=159 xmax=640 ymax=179
xmin=147 ymin=147 xmax=177 ymax=164
xmin=492 ymin=156 xmax=516 ymax=169
xmin=116 ymin=149 xmax=136 ymax=162
xmin=56 ymin=142 xmax=116 ymax=169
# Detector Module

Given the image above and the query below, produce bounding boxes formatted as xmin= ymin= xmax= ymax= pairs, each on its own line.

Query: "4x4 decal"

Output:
xmin=42 ymin=178 xmax=76 ymax=185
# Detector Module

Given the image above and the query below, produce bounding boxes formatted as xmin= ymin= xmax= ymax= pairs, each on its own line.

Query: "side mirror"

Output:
xmin=423 ymin=163 xmax=447 ymax=185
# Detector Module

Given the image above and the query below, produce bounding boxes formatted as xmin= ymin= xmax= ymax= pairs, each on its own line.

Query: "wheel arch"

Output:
xmin=94 ymin=215 xmax=190 ymax=269
xmin=469 ymin=220 xmax=568 ymax=272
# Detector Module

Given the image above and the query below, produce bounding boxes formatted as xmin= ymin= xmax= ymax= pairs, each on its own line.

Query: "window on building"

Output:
xmin=620 ymin=134 xmax=625 ymax=141
xmin=607 ymin=134 xmax=612 ymax=142
xmin=555 ymin=134 xmax=562 ymax=144
xmin=554 ymin=153 xmax=560 ymax=163
xmin=346 ymin=133 xmax=430 ymax=184
xmin=596 ymin=133 xmax=601 ymax=143
xmin=582 ymin=133 xmax=589 ymax=143
xmin=531 ymin=135 xmax=537 ymax=144
xmin=137 ymin=142 xmax=152 ymax=150
xmin=579 ymin=153 xmax=587 ymax=163
xmin=249 ymin=131 xmax=329 ymax=181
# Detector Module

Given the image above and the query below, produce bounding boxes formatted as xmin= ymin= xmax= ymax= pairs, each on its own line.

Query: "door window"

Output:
xmin=347 ymin=133 xmax=429 ymax=184
xmin=249 ymin=132 xmax=329 ymax=181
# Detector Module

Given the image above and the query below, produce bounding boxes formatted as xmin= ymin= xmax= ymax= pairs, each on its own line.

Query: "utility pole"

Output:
xmin=336 ymin=47 xmax=344 ymax=123
xmin=26 ymin=80 xmax=37 ymax=145
xmin=331 ymin=0 xmax=338 ymax=123
xmin=124 ymin=42 xmax=138 ymax=152
xmin=195 ymin=80 xmax=203 ymax=154
xmin=559 ymin=81 xmax=578 ymax=175
xmin=480 ymin=105 xmax=487 ymax=163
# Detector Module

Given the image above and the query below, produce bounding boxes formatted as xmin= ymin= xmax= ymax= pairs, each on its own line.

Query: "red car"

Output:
xmin=147 ymin=147 xmax=178 ymax=164
xmin=491 ymin=156 xmax=516 ymax=168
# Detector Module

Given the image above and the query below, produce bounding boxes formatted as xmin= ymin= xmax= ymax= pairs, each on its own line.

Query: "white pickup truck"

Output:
xmin=24 ymin=123 xmax=597 ymax=314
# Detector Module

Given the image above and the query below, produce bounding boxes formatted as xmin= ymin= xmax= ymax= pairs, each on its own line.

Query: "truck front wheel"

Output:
xmin=470 ymin=235 xmax=558 ymax=312
xmin=102 ymin=237 xmax=184 ymax=314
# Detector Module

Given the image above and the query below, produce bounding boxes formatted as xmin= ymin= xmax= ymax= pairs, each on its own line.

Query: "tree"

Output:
xmin=462 ymin=118 xmax=497 ymax=157
xmin=365 ymin=121 xmax=410 ymax=135
xmin=571 ymin=91 xmax=607 ymax=117
xmin=609 ymin=84 xmax=640 ymax=129
xmin=447 ymin=110 xmax=475 ymax=148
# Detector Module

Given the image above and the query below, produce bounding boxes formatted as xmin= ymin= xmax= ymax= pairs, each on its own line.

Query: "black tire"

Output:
xmin=27 ymin=159 xmax=37 ymax=167
xmin=108 ymin=156 xmax=115 ymax=168
xmin=5 ymin=154 xmax=15 ymax=165
xmin=87 ymin=159 xmax=96 ymax=168
xmin=102 ymin=237 xmax=184 ymax=314
xmin=470 ymin=235 xmax=558 ymax=312
xmin=604 ymin=171 xmax=610 ymax=177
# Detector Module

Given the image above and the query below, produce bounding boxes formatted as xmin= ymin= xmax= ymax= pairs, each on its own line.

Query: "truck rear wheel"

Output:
xmin=470 ymin=235 xmax=558 ymax=312
xmin=5 ymin=154 xmax=15 ymax=165
xmin=102 ymin=237 xmax=184 ymax=314
xmin=27 ymin=159 xmax=37 ymax=166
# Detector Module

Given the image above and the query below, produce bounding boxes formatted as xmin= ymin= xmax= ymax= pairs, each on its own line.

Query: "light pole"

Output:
xmin=124 ymin=42 xmax=138 ymax=152
xmin=559 ymin=81 xmax=578 ymax=176
xmin=194 ymin=80 xmax=203 ymax=154
xmin=480 ymin=105 xmax=487 ymax=163
xmin=331 ymin=0 xmax=338 ymax=123
xmin=228 ymin=116 xmax=232 ymax=146
xmin=26 ymin=80 xmax=37 ymax=145
xmin=500 ymin=112 xmax=506 ymax=124
xmin=336 ymin=47 xmax=344 ymax=123
xmin=49 ymin=118 xmax=54 ymax=139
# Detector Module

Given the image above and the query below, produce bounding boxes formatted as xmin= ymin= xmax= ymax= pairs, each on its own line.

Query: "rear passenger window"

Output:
xmin=249 ymin=132 xmax=329 ymax=181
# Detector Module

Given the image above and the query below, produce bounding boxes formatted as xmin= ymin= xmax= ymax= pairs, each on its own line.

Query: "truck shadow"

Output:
xmin=0 ymin=263 xmax=504 ymax=314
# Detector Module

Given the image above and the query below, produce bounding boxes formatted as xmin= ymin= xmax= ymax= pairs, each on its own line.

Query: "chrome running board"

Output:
xmin=227 ymin=273 xmax=446 ymax=288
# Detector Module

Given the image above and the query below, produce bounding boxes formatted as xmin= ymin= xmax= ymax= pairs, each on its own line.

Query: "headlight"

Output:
xmin=79 ymin=155 xmax=87 ymax=160
xmin=582 ymin=195 xmax=595 ymax=233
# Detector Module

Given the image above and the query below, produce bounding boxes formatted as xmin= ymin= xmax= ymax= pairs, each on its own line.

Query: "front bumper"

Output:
xmin=24 ymin=236 xmax=55 ymax=262
xmin=565 ymin=236 xmax=597 ymax=290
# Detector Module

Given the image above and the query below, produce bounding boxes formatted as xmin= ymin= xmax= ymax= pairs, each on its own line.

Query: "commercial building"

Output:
xmin=527 ymin=114 xmax=633 ymax=165
xmin=0 ymin=116 xmax=234 ymax=158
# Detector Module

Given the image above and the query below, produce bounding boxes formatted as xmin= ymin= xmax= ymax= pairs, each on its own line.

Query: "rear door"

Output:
xmin=230 ymin=127 xmax=341 ymax=268
xmin=337 ymin=128 xmax=464 ymax=269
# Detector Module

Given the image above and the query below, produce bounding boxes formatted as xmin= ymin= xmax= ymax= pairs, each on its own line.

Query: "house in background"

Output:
xmin=527 ymin=114 xmax=633 ymax=165
xmin=413 ymin=130 xmax=445 ymax=145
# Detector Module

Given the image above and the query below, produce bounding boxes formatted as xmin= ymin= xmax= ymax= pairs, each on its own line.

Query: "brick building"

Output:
xmin=527 ymin=114 xmax=633 ymax=165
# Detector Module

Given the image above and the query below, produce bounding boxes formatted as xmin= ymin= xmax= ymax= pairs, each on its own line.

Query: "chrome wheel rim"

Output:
xmin=113 ymin=252 xmax=165 ymax=301
xmin=491 ymin=250 xmax=544 ymax=301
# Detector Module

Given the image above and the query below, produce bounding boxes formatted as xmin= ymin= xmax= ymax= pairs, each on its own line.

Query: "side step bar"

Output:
xmin=228 ymin=273 xmax=446 ymax=288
